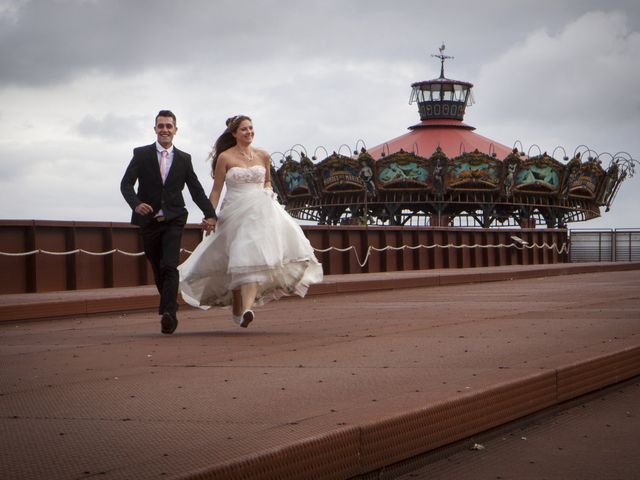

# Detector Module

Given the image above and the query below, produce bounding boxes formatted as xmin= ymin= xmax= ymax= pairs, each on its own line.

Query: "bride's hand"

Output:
xmin=263 ymin=187 xmax=277 ymax=200
xmin=201 ymin=218 xmax=216 ymax=236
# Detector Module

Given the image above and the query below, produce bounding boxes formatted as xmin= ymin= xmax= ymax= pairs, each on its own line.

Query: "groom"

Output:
xmin=121 ymin=110 xmax=216 ymax=334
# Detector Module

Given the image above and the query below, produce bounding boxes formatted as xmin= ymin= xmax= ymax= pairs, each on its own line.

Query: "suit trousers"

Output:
xmin=140 ymin=214 xmax=187 ymax=315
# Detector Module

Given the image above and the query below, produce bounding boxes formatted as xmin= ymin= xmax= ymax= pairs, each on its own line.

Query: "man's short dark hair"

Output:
xmin=155 ymin=110 xmax=177 ymax=126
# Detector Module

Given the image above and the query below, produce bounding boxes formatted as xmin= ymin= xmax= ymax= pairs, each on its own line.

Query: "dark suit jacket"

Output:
xmin=120 ymin=143 xmax=216 ymax=227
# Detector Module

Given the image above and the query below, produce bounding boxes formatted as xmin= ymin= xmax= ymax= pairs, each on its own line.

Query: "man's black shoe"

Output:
xmin=161 ymin=312 xmax=178 ymax=335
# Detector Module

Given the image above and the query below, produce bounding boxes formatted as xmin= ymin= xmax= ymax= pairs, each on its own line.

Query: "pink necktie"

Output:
xmin=160 ymin=150 xmax=168 ymax=183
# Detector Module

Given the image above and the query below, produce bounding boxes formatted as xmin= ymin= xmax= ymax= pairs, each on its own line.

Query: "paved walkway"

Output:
xmin=2 ymin=262 xmax=638 ymax=322
xmin=1 ymin=263 xmax=639 ymax=479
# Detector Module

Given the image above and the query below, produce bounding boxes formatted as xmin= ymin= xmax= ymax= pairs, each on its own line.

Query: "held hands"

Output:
xmin=135 ymin=203 xmax=154 ymax=215
xmin=201 ymin=217 xmax=217 ymax=236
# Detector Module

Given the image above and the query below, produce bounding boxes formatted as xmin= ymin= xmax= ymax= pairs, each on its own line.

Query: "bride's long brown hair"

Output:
xmin=209 ymin=115 xmax=252 ymax=178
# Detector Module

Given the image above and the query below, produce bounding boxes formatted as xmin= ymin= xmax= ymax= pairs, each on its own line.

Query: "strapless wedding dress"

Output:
xmin=178 ymin=165 xmax=323 ymax=308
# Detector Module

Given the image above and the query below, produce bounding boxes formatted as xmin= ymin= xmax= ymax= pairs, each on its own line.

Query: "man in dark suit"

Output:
xmin=121 ymin=110 xmax=216 ymax=334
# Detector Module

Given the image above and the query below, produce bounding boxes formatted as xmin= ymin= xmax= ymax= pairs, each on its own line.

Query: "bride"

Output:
xmin=178 ymin=115 xmax=323 ymax=328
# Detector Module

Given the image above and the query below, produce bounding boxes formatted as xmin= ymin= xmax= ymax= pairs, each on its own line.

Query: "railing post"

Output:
xmin=66 ymin=225 xmax=77 ymax=290
xmin=598 ymin=232 xmax=602 ymax=262
xmin=104 ymin=226 xmax=114 ymax=288
xmin=612 ymin=229 xmax=616 ymax=262
xmin=26 ymin=223 xmax=37 ymax=293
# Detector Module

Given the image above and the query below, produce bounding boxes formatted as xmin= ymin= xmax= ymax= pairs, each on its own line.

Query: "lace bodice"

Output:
xmin=226 ymin=165 xmax=266 ymax=185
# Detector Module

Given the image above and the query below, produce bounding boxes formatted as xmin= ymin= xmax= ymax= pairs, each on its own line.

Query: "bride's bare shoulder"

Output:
xmin=255 ymin=148 xmax=270 ymax=163
xmin=218 ymin=150 xmax=240 ymax=171
xmin=218 ymin=150 xmax=233 ymax=162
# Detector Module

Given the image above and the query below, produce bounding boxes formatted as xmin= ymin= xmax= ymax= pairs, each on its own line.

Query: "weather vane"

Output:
xmin=431 ymin=43 xmax=454 ymax=79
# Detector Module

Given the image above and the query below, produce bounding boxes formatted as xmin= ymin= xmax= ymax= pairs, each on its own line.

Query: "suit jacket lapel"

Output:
xmin=146 ymin=143 xmax=163 ymax=184
xmin=165 ymin=147 xmax=183 ymax=185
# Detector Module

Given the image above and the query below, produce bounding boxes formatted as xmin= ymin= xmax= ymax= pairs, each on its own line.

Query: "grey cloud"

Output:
xmin=3 ymin=0 xmax=639 ymax=88
xmin=0 ymin=0 xmax=228 ymax=86
xmin=0 ymin=148 xmax=34 ymax=182
xmin=75 ymin=113 xmax=146 ymax=141
xmin=471 ymin=10 xmax=640 ymax=159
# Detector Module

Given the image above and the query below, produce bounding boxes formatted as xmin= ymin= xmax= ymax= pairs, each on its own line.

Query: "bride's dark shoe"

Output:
xmin=240 ymin=310 xmax=254 ymax=328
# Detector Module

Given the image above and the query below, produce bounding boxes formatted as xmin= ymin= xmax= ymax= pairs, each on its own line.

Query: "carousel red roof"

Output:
xmin=367 ymin=118 xmax=513 ymax=159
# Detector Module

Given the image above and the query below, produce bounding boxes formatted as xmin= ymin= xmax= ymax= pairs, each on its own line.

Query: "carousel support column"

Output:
xmin=385 ymin=203 xmax=401 ymax=226
xmin=481 ymin=203 xmax=495 ymax=229
xmin=518 ymin=218 xmax=536 ymax=229
xmin=429 ymin=214 xmax=450 ymax=228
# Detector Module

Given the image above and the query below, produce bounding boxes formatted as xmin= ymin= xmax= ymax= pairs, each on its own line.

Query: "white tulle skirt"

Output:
xmin=178 ymin=183 xmax=323 ymax=309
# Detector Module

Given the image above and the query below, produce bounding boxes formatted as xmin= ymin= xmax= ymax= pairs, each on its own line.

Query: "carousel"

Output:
xmin=269 ymin=46 xmax=636 ymax=228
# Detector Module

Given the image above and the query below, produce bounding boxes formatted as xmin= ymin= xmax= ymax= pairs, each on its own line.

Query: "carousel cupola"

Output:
xmin=408 ymin=44 xmax=475 ymax=127
xmin=367 ymin=45 xmax=512 ymax=159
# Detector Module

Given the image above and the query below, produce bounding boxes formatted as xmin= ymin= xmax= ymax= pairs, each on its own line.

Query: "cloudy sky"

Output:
xmin=1 ymin=0 xmax=639 ymax=229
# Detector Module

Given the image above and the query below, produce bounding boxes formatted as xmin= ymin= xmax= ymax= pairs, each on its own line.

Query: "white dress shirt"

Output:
xmin=155 ymin=142 xmax=174 ymax=217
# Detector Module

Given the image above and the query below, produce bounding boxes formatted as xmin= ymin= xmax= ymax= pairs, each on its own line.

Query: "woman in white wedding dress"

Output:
xmin=178 ymin=115 xmax=323 ymax=328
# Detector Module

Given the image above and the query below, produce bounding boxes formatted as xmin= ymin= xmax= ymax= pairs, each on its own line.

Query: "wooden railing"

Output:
xmin=0 ymin=220 xmax=568 ymax=294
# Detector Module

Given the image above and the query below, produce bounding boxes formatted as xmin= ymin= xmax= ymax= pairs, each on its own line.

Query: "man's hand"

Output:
xmin=135 ymin=203 xmax=153 ymax=215
xmin=201 ymin=217 xmax=217 ymax=236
